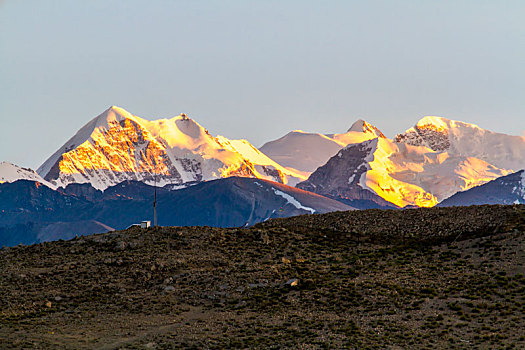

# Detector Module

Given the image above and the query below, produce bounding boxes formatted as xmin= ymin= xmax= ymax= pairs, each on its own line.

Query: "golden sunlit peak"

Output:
xmin=347 ymin=119 xmax=385 ymax=138
xmin=347 ymin=119 xmax=367 ymax=132
xmin=100 ymin=105 xmax=134 ymax=120
xmin=106 ymin=105 xmax=128 ymax=113
xmin=416 ymin=116 xmax=448 ymax=128
xmin=416 ymin=116 xmax=484 ymax=133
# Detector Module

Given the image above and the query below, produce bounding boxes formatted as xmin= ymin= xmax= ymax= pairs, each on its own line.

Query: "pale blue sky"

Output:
xmin=1 ymin=0 xmax=524 ymax=168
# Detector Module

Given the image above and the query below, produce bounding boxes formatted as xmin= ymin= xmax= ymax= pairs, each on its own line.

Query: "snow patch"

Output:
xmin=271 ymin=188 xmax=315 ymax=214
xmin=518 ymin=171 xmax=525 ymax=201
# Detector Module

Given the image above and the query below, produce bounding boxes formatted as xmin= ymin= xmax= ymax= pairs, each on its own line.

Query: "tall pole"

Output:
xmin=153 ymin=170 xmax=157 ymax=227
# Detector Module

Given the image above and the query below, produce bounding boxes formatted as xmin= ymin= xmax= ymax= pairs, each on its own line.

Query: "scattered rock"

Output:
xmin=173 ymin=273 xmax=188 ymax=280
xmin=261 ymin=231 xmax=270 ymax=244
xmin=164 ymin=285 xmax=175 ymax=292
xmin=114 ymin=241 xmax=128 ymax=251
xmin=284 ymin=278 xmax=299 ymax=288
xmin=1 ymin=205 xmax=523 ymax=348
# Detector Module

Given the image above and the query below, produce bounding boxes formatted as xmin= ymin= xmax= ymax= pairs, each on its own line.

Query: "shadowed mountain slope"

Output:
xmin=439 ymin=170 xmax=525 ymax=207
xmin=0 ymin=177 xmax=352 ymax=246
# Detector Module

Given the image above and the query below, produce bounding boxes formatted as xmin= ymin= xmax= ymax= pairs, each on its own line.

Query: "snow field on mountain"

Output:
xmin=4 ymin=107 xmax=524 ymax=208
xmin=271 ymin=188 xmax=316 ymax=214
xmin=0 ymin=162 xmax=56 ymax=189
xmin=36 ymin=106 xmax=303 ymax=190
xmin=260 ymin=119 xmax=382 ymax=174
xmin=396 ymin=116 xmax=525 ymax=170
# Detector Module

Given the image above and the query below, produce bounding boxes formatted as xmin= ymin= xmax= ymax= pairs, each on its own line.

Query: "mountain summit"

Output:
xmin=347 ymin=119 xmax=386 ymax=138
xmin=37 ymin=106 xmax=305 ymax=190
xmin=260 ymin=120 xmax=385 ymax=174
xmin=0 ymin=162 xmax=55 ymax=189
xmin=395 ymin=116 xmax=525 ymax=170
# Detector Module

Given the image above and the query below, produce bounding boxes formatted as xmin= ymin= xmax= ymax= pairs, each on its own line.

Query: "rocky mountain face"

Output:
xmin=0 ymin=178 xmax=352 ymax=246
xmin=36 ymin=106 xmax=305 ymax=190
xmin=296 ymin=140 xmax=399 ymax=209
xmin=298 ymin=137 xmax=509 ymax=208
xmin=439 ymin=170 xmax=525 ymax=207
xmin=263 ymin=116 xmax=523 ymax=208
xmin=395 ymin=116 xmax=525 ymax=170
xmin=394 ymin=117 xmax=451 ymax=151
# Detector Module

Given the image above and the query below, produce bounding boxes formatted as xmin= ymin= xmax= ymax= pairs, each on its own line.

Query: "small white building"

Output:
xmin=126 ymin=220 xmax=151 ymax=229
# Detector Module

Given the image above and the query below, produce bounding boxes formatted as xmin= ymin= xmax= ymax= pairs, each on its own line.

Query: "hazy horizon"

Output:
xmin=1 ymin=0 xmax=524 ymax=169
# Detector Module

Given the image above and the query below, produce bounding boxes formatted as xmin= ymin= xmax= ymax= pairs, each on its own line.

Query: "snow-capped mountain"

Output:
xmin=344 ymin=119 xmax=385 ymax=138
xmin=395 ymin=116 xmax=525 ymax=170
xmin=296 ymin=140 xmax=401 ymax=209
xmin=0 ymin=162 xmax=55 ymax=188
xmin=4 ymin=109 xmax=523 ymax=209
xmin=439 ymin=170 xmax=525 ymax=207
xmin=292 ymin=116 xmax=523 ymax=208
xmin=37 ymin=106 xmax=306 ymax=190
xmin=259 ymin=119 xmax=385 ymax=174
xmin=298 ymin=137 xmax=511 ymax=208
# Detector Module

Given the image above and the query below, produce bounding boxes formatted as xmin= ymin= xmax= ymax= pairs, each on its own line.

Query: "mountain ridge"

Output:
xmin=3 ymin=108 xmax=524 ymax=209
xmin=297 ymin=136 xmax=510 ymax=208
xmin=36 ymin=106 xmax=306 ymax=190
xmin=395 ymin=116 xmax=525 ymax=170
xmin=439 ymin=170 xmax=525 ymax=207
xmin=0 ymin=177 xmax=353 ymax=246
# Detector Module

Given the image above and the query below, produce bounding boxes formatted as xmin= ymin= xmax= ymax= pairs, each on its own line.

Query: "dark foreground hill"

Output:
xmin=1 ymin=205 xmax=524 ymax=349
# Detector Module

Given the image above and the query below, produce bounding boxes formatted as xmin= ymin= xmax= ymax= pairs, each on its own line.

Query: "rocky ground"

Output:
xmin=1 ymin=205 xmax=524 ymax=349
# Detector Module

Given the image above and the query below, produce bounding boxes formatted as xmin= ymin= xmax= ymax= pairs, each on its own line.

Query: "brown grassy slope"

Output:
xmin=0 ymin=205 xmax=524 ymax=349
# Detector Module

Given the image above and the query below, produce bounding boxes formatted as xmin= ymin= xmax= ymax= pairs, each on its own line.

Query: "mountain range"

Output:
xmin=0 ymin=177 xmax=351 ymax=247
xmin=36 ymin=106 xmax=306 ymax=190
xmin=1 ymin=106 xmax=524 ymax=245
